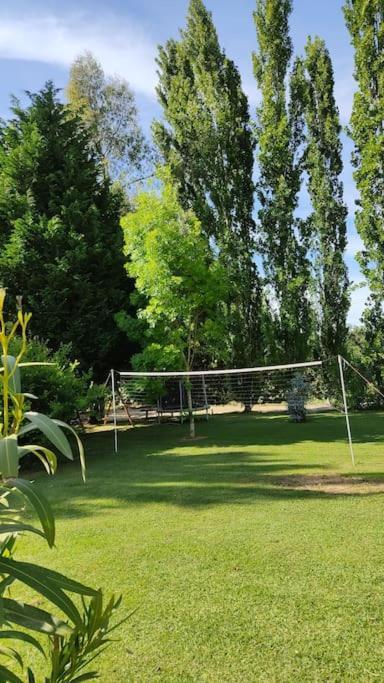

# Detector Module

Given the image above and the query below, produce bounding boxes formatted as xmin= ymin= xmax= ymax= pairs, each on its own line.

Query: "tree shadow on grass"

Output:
xmin=41 ymin=424 xmax=384 ymax=520
xmin=174 ymin=411 xmax=384 ymax=448
xmin=95 ymin=411 xmax=384 ymax=454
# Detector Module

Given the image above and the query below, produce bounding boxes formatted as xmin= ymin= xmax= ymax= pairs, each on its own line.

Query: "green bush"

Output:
xmin=9 ymin=337 xmax=106 ymax=422
xmin=345 ymin=328 xmax=384 ymax=410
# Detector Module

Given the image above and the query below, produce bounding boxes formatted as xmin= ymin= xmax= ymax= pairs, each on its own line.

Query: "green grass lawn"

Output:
xmin=18 ymin=411 xmax=384 ymax=681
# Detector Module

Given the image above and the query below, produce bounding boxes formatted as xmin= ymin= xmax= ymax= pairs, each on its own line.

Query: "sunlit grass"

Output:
xmin=19 ymin=411 xmax=384 ymax=681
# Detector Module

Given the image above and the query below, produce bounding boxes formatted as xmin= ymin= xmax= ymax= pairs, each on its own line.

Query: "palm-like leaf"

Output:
xmin=17 ymin=446 xmax=57 ymax=476
xmin=0 ymin=558 xmax=84 ymax=627
xmin=0 ymin=630 xmax=46 ymax=657
xmin=0 ymin=295 xmax=120 ymax=681
xmin=6 ymin=479 xmax=55 ymax=548
xmin=0 ymin=664 xmax=23 ymax=682
xmin=1 ymin=357 xmax=21 ymax=395
xmin=23 ymin=413 xmax=73 ymax=461
xmin=0 ymin=598 xmax=72 ymax=636
xmin=0 ymin=438 xmax=19 ymax=479
xmin=53 ymin=419 xmax=86 ymax=482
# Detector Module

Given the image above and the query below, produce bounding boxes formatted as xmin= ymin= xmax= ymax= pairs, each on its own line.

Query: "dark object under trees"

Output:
xmin=286 ymin=373 xmax=309 ymax=422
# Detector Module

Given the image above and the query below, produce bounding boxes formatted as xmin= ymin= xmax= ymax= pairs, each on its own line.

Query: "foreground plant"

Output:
xmin=0 ymin=290 xmax=121 ymax=681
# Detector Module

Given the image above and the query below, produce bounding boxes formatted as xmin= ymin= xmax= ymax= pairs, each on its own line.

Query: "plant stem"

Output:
xmin=2 ymin=339 xmax=9 ymax=437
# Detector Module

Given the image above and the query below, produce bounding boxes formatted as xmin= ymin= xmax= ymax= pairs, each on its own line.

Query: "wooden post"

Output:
xmin=186 ymin=380 xmax=195 ymax=438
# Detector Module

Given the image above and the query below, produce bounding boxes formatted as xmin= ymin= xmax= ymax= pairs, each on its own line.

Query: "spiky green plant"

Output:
xmin=0 ymin=290 xmax=122 ymax=682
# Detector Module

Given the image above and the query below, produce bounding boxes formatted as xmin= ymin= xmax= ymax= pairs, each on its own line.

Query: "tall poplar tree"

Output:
xmin=253 ymin=0 xmax=313 ymax=362
xmin=344 ymin=0 xmax=384 ymax=379
xmin=300 ymin=37 xmax=349 ymax=357
xmin=153 ymin=0 xmax=261 ymax=366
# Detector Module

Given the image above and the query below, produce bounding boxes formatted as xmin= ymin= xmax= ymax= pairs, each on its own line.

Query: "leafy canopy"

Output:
xmin=253 ymin=0 xmax=313 ymax=362
xmin=153 ymin=0 xmax=261 ymax=365
xmin=297 ymin=37 xmax=349 ymax=357
xmin=119 ymin=171 xmax=229 ymax=372
xmin=67 ymin=51 xmax=151 ymax=184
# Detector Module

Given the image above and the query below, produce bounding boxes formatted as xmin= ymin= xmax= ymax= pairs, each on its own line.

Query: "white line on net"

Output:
xmin=118 ymin=360 xmax=322 ymax=378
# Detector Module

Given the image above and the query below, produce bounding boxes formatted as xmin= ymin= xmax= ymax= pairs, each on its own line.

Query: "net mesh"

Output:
xmin=114 ymin=362 xmax=330 ymax=420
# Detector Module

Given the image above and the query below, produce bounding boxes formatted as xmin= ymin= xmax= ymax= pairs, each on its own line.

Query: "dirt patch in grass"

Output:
xmin=275 ymin=474 xmax=384 ymax=495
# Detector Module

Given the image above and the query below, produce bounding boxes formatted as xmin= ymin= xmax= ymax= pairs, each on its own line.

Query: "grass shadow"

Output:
xmin=31 ymin=410 xmax=384 ymax=518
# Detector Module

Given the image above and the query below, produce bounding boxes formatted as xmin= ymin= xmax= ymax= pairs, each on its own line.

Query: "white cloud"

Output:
xmin=0 ymin=12 xmax=158 ymax=98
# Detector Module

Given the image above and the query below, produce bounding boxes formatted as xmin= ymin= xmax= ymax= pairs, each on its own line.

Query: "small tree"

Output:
xmin=119 ymin=171 xmax=229 ymax=437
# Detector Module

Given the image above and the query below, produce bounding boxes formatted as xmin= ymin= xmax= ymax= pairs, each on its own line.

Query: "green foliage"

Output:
xmin=8 ymin=337 xmax=104 ymax=422
xmin=297 ymin=37 xmax=349 ymax=357
xmin=0 ymin=481 xmax=122 ymax=682
xmin=0 ymin=83 xmax=131 ymax=377
xmin=253 ymin=0 xmax=313 ymax=362
xmin=119 ymin=172 xmax=230 ymax=435
xmin=153 ymin=0 xmax=261 ymax=365
xmin=344 ymin=0 xmax=384 ymax=369
xmin=344 ymin=324 xmax=384 ymax=408
xmin=67 ymin=51 xmax=151 ymax=185
xmin=120 ymin=173 xmax=229 ymax=372
xmin=117 ymin=343 xmax=181 ymax=406
xmin=0 ymin=292 xmax=120 ymax=681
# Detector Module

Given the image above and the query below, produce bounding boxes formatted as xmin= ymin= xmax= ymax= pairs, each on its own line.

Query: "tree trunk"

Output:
xmin=186 ymin=385 xmax=195 ymax=438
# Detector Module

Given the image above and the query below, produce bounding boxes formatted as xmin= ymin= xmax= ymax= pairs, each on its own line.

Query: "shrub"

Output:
xmin=9 ymin=337 xmax=106 ymax=422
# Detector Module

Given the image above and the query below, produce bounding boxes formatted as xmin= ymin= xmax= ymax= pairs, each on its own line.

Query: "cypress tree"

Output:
xmin=0 ymin=83 xmax=131 ymax=376
xmin=253 ymin=0 xmax=313 ymax=362
xmin=153 ymin=0 xmax=261 ymax=366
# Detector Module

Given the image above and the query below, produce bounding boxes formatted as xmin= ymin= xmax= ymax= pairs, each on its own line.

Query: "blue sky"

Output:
xmin=0 ymin=0 xmax=367 ymax=324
